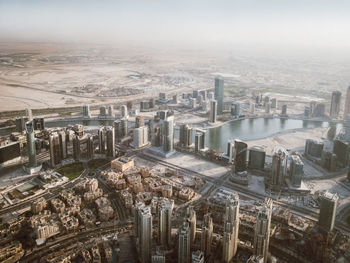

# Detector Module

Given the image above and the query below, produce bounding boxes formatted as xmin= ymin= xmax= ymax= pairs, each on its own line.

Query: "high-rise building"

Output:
xmin=186 ymin=206 xmax=196 ymax=245
xmin=253 ymin=199 xmax=273 ymax=263
xmin=49 ymin=132 xmax=61 ymax=167
xmin=345 ymin=115 xmax=350 ymax=142
xmin=222 ymin=193 xmax=240 ymax=263
xmin=200 ymin=213 xmax=213 ymax=258
xmin=121 ymin=118 xmax=128 ymax=137
xmin=233 ymin=139 xmax=248 ymax=173
xmin=263 ymin=96 xmax=270 ymax=106
xmin=99 ymin=106 xmax=106 ymax=117
xmin=214 ymin=76 xmax=224 ymax=114
xmin=121 ymin=105 xmax=128 ymax=118
xmin=86 ymin=134 xmax=94 ymax=160
xmin=133 ymin=126 xmax=149 ymax=148
xmin=250 ymin=103 xmax=255 ymax=114
xmin=179 ymin=124 xmax=193 ymax=147
xmin=248 ymin=146 xmax=266 ymax=170
xmin=194 ymin=130 xmax=206 ymax=152
xmin=82 ymin=105 xmax=91 ymax=118
xmin=281 ymin=104 xmax=287 ymax=115
xmin=162 ymin=116 xmax=174 ymax=152
xmin=330 ymin=91 xmax=341 ymax=118
xmin=33 ymin=117 xmax=45 ymax=130
xmin=98 ymin=127 xmax=105 ymax=153
xmin=289 ymin=154 xmax=304 ymax=187
xmin=136 ymin=115 xmax=145 ymax=128
xmin=265 ymin=103 xmax=271 ymax=114
xmin=25 ymin=121 xmax=37 ymax=168
xmin=72 ymin=135 xmax=81 ymax=161
xmin=178 ymin=222 xmax=191 ymax=263
xmin=344 ymin=86 xmax=350 ymax=119
xmin=271 ymin=98 xmax=277 ymax=108
xmin=149 ymin=98 xmax=155 ymax=108
xmin=26 ymin=108 xmax=33 ymax=121
xmin=318 ymin=191 xmax=338 ymax=232
xmin=108 ymin=105 xmax=114 ymax=117
xmin=106 ymin=127 xmax=115 ymax=157
xmin=226 ymin=139 xmax=234 ymax=163
xmin=191 ymin=251 xmax=204 ymax=263
xmin=158 ymin=198 xmax=174 ymax=247
xmin=231 ymin=102 xmax=241 ymax=117
xmin=208 ymin=92 xmax=214 ymax=101
xmin=135 ymin=203 xmax=152 ymax=263
xmin=58 ymin=130 xmax=67 ymax=159
xmin=15 ymin=116 xmax=28 ymax=133
xmin=270 ymin=146 xmax=288 ymax=188
xmin=209 ymin=100 xmax=217 ymax=123
xmin=199 ymin=90 xmax=207 ymax=100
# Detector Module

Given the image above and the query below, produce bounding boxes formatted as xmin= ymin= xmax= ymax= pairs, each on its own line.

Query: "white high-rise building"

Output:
xmin=178 ymin=222 xmax=191 ymax=263
xmin=158 ymin=198 xmax=174 ymax=247
xmin=135 ymin=203 xmax=152 ymax=263
xmin=222 ymin=193 xmax=240 ymax=263
xmin=200 ymin=213 xmax=213 ymax=258
xmin=253 ymin=199 xmax=273 ymax=263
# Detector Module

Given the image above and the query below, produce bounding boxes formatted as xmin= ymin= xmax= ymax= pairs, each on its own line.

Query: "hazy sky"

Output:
xmin=0 ymin=0 xmax=349 ymax=51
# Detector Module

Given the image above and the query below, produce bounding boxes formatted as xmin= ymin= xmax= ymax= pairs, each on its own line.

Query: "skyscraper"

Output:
xmin=86 ymin=134 xmax=94 ymax=160
xmin=72 ymin=135 xmax=81 ymax=161
xmin=49 ymin=132 xmax=61 ymax=167
xmin=121 ymin=105 xmax=128 ymax=118
xmin=209 ymin=100 xmax=217 ymax=123
xmin=318 ymin=191 xmax=338 ymax=232
xmin=106 ymin=127 xmax=115 ymax=157
xmin=194 ymin=130 xmax=206 ymax=152
xmin=233 ymin=139 xmax=248 ymax=173
xmin=25 ymin=121 xmax=37 ymax=168
xmin=289 ymin=154 xmax=304 ymax=187
xmin=108 ymin=105 xmax=114 ymax=117
xmin=270 ymin=146 xmax=288 ymax=188
xmin=214 ymin=76 xmax=224 ymax=114
xmin=135 ymin=203 xmax=152 ymax=263
xmin=222 ymin=193 xmax=240 ymax=263
xmin=98 ymin=127 xmax=105 ymax=153
xmin=344 ymin=86 xmax=350 ymax=119
xmin=26 ymin=108 xmax=33 ymax=121
xmin=135 ymin=115 xmax=145 ymax=128
xmin=58 ymin=130 xmax=67 ymax=159
xmin=185 ymin=206 xmax=196 ymax=245
xmin=330 ymin=91 xmax=341 ymax=118
xmin=158 ymin=198 xmax=174 ymax=247
xmin=253 ymin=199 xmax=273 ymax=263
xmin=162 ymin=116 xmax=174 ymax=152
xmin=200 ymin=213 xmax=213 ymax=258
xmin=82 ymin=105 xmax=91 ymax=118
xmin=179 ymin=124 xmax=193 ymax=147
xmin=178 ymin=222 xmax=191 ymax=263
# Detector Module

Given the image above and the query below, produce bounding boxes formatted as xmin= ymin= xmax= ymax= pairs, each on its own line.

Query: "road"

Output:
xmin=137 ymin=152 xmax=350 ymax=234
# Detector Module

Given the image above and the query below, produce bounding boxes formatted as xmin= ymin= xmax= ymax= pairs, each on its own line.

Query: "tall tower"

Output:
xmin=158 ymin=198 xmax=174 ymax=247
xmin=178 ymin=222 xmax=191 ymax=263
xmin=49 ymin=132 xmax=62 ymax=167
xmin=200 ymin=213 xmax=213 ymax=258
xmin=98 ymin=127 xmax=105 ymax=153
xmin=185 ymin=206 xmax=196 ymax=245
xmin=135 ymin=203 xmax=152 ymax=263
xmin=318 ymin=191 xmax=338 ymax=232
xmin=330 ymin=91 xmax=341 ymax=118
xmin=253 ymin=199 xmax=273 ymax=263
xmin=162 ymin=116 xmax=174 ymax=152
xmin=106 ymin=127 xmax=115 ymax=157
xmin=25 ymin=121 xmax=37 ymax=168
xmin=214 ymin=76 xmax=224 ymax=114
xmin=270 ymin=146 xmax=288 ymax=188
xmin=209 ymin=100 xmax=217 ymax=123
xmin=344 ymin=86 xmax=350 ymax=119
xmin=233 ymin=139 xmax=248 ymax=173
xmin=222 ymin=193 xmax=240 ymax=263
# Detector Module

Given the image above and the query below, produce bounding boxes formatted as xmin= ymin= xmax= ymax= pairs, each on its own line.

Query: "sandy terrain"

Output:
xmin=246 ymin=127 xmax=327 ymax=155
xmin=1 ymin=42 xmax=349 ymax=112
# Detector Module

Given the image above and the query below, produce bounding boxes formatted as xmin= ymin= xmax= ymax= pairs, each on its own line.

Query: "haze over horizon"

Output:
xmin=0 ymin=0 xmax=349 ymax=55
